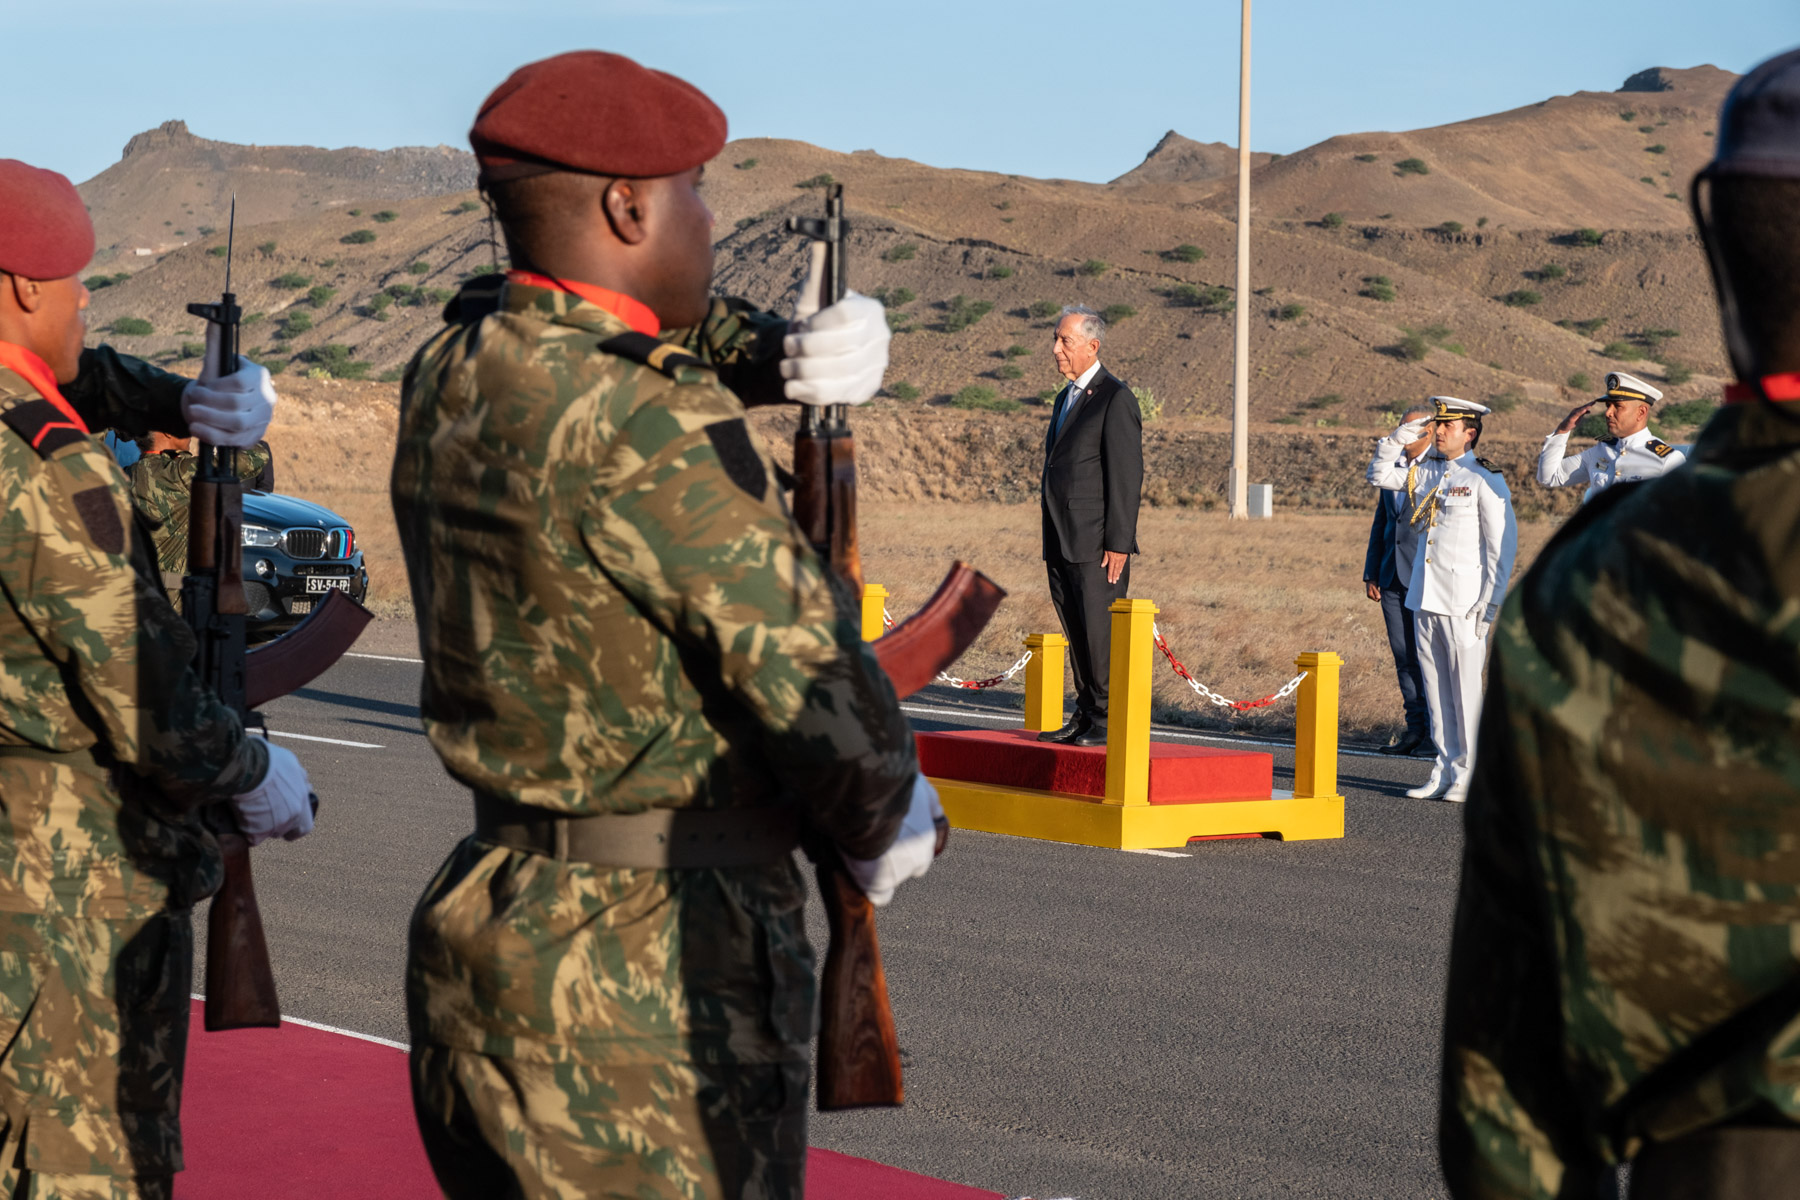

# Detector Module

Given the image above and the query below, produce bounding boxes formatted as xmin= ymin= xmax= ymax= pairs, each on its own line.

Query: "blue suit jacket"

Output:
xmin=1362 ymin=489 xmax=1407 ymax=591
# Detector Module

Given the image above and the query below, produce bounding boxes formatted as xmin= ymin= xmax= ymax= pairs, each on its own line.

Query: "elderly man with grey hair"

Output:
xmin=1037 ymin=304 xmax=1144 ymax=746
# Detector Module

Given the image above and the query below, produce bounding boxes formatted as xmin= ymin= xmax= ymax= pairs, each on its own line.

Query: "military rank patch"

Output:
xmin=703 ymin=419 xmax=767 ymax=501
xmin=71 ymin=487 xmax=124 ymax=555
xmin=1648 ymin=439 xmax=1674 ymax=457
xmin=1 ymin=399 xmax=87 ymax=458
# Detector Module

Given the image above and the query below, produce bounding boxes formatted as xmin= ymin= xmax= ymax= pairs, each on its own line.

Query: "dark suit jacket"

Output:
xmin=1040 ymin=366 xmax=1143 ymax=563
xmin=1362 ymin=489 xmax=1406 ymax=590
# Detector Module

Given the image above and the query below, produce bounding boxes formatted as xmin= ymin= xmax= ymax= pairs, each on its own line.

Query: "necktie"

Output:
xmin=1055 ymin=386 xmax=1082 ymax=437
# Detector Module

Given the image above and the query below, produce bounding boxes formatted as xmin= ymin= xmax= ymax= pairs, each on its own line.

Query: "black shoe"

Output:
xmin=1070 ymin=723 xmax=1109 ymax=747
xmin=1036 ymin=716 xmax=1090 ymax=743
xmin=1380 ymin=731 xmax=1429 ymax=756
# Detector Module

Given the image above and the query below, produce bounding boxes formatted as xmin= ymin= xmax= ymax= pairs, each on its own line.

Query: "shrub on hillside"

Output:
xmin=207 ymin=246 xmax=228 ymax=257
xmin=942 ymin=295 xmax=995 ymax=333
xmin=1572 ymin=228 xmax=1604 ymax=247
xmin=997 ymin=363 xmax=1024 ymax=380
xmin=272 ymin=272 xmax=312 ymax=290
xmin=347 ymin=210 xmax=361 ymax=217
xmin=988 ymin=264 xmax=1014 ymax=279
xmin=85 ymin=273 xmax=131 ymax=289
xmin=407 ymin=260 xmax=430 ymax=275
xmin=1078 ymin=259 xmax=1108 ymax=277
xmin=1100 ymin=304 xmax=1136 ymax=324
xmin=373 ymin=210 xmax=399 ymax=223
xmin=1660 ymin=399 xmax=1716 ymax=426
xmin=1276 ymin=303 xmax=1305 ymax=321
xmin=467 ymin=263 xmax=500 ymax=276
xmin=341 ymin=230 xmax=377 ymax=245
xmin=1535 ymin=263 xmax=1567 ymax=280
xmin=1171 ymin=243 xmax=1206 ymax=261
xmin=1394 ymin=158 xmax=1429 ymax=176
xmin=1568 ymin=372 xmax=1592 ymax=390
xmin=369 ymin=294 xmax=392 ymax=314
xmin=1663 ymin=361 xmax=1694 ymax=385
xmin=1488 ymin=392 xmax=1524 ymax=414
xmin=872 ymin=286 xmax=915 ymax=308
xmin=888 ymin=382 xmax=921 ymax=401
xmin=884 ymin=243 xmax=917 ymax=262
xmin=1439 ymin=221 xmax=1463 ymax=233
xmin=1501 ymin=289 xmax=1542 ymax=307
xmin=1600 ymin=340 xmax=1637 ymax=359
xmin=1645 ymin=144 xmax=1666 ymax=155
xmin=307 ymin=286 xmax=337 ymax=307
xmin=301 ymin=344 xmax=372 ymax=380
xmin=256 ymin=241 xmax=277 ymax=256
xmin=179 ymin=341 xmax=206 ymax=360
xmin=1574 ymin=413 xmax=1608 ymax=438
xmin=1134 ymin=387 xmax=1162 ymax=422
xmin=1029 ymin=299 xmax=1060 ymax=319
xmin=455 ymin=200 xmax=481 ymax=213
xmin=1005 ymin=344 xmax=1031 ymax=358
xmin=1354 ymin=153 xmax=1379 ymax=163
xmin=1399 ymin=332 xmax=1430 ymax=361
xmin=110 ymin=317 xmax=153 ymax=336
xmin=735 ymin=158 xmax=758 ymax=170
xmin=1360 ymin=276 xmax=1395 ymax=302
xmin=1321 ymin=212 xmax=1345 ymax=229
xmin=796 ymin=173 xmax=836 ymax=190
xmin=950 ymin=385 xmax=1019 ymax=412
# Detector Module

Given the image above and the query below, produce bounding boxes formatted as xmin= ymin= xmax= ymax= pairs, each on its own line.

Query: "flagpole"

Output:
xmin=1229 ymin=0 xmax=1252 ymax=520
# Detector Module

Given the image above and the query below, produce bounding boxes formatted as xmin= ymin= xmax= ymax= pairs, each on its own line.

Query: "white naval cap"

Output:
xmin=1604 ymin=371 xmax=1664 ymax=404
xmin=1429 ymin=395 xmax=1492 ymax=420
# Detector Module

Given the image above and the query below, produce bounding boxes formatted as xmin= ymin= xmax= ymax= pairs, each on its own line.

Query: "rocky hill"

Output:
xmin=76 ymin=65 xmax=1737 ymax=459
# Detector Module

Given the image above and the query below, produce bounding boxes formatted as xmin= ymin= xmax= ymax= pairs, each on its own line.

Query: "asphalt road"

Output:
xmin=214 ymin=654 xmax=1464 ymax=1200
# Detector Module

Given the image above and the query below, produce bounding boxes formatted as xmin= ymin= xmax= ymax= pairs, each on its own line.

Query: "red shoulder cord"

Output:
xmin=0 ymin=341 xmax=91 ymax=442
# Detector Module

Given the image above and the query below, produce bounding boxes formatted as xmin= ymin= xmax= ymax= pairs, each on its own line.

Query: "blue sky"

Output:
xmin=6 ymin=0 xmax=1797 ymax=186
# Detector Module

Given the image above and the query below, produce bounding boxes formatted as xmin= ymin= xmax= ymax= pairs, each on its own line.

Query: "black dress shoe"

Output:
xmin=1380 ymin=731 xmax=1429 ymax=756
xmin=1036 ymin=716 xmax=1090 ymax=743
xmin=1069 ymin=723 xmax=1109 ymax=747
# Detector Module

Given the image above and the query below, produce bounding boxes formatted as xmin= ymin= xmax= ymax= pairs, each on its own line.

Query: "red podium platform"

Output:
xmin=917 ymin=728 xmax=1273 ymax=804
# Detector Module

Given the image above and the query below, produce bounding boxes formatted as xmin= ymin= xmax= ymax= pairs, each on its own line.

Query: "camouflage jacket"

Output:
xmin=1441 ymin=401 xmax=1800 ymax=1198
xmin=129 ymin=443 xmax=272 ymax=574
xmin=393 ymin=279 xmax=916 ymax=1063
xmin=0 ymin=347 xmax=266 ymax=919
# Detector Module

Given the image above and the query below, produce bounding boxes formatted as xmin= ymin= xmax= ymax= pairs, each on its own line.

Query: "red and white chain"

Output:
xmin=882 ymin=608 xmax=1034 ymax=690
xmin=1152 ymin=622 xmax=1307 ymax=712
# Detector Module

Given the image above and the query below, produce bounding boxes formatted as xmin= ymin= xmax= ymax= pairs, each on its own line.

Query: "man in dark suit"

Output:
xmin=1361 ymin=405 xmax=1433 ymax=757
xmin=1038 ymin=305 xmax=1143 ymax=746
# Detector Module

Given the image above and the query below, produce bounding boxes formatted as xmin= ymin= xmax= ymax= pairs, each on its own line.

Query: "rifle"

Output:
xmin=185 ymin=199 xmax=372 ymax=1031
xmin=786 ymin=186 xmax=1005 ymax=1110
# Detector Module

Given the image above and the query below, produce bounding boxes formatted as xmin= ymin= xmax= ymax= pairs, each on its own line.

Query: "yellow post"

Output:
xmin=1293 ymin=651 xmax=1345 ymax=801
xmin=1104 ymin=598 xmax=1159 ymax=806
xmin=861 ymin=583 xmax=888 ymax=642
xmin=1021 ymin=633 xmax=1068 ymax=732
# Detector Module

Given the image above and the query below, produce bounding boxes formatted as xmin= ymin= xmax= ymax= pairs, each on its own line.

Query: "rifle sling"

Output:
xmin=473 ymin=795 xmax=799 ymax=869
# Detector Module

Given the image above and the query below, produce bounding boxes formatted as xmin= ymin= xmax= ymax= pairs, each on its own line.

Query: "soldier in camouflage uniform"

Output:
xmin=129 ymin=431 xmax=271 ymax=588
xmin=393 ymin=53 xmax=940 ymax=1199
xmin=1440 ymin=51 xmax=1800 ymax=1200
xmin=0 ymin=158 xmax=316 ymax=1198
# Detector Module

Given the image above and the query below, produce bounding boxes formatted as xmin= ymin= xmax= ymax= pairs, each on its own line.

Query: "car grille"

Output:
xmin=284 ymin=529 xmax=326 ymax=559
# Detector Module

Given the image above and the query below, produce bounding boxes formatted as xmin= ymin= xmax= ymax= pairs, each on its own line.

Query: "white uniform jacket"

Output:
xmin=1369 ymin=439 xmax=1518 ymax=619
xmin=1536 ymin=426 xmax=1685 ymax=503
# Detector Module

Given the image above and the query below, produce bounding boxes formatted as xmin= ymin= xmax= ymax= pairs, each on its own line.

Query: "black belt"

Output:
xmin=472 ymin=795 xmax=800 ymax=869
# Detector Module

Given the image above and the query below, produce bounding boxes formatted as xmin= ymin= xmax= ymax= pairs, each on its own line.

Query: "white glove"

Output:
xmin=781 ymin=243 xmax=890 ymax=408
xmin=1392 ymin=417 xmax=1430 ymax=444
xmin=1468 ymin=602 xmax=1499 ymax=643
xmin=231 ymin=742 xmax=314 ymax=846
xmin=182 ymin=323 xmax=277 ymax=446
xmin=839 ymin=775 xmax=942 ymax=907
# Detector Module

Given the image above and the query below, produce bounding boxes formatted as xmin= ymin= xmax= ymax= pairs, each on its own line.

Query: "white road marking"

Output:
xmin=188 ymin=994 xmax=409 ymax=1050
xmin=1121 ymin=848 xmax=1188 ymax=858
xmin=266 ymin=730 xmax=384 ymax=749
xmin=346 ymin=651 xmax=424 ymax=664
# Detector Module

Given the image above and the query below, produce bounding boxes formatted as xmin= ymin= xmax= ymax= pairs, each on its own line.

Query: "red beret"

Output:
xmin=0 ymin=160 xmax=94 ymax=281
xmin=470 ymin=50 xmax=727 ymax=182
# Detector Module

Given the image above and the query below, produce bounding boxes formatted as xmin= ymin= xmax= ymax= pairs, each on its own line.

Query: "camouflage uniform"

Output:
xmin=1440 ymin=400 xmax=1800 ymax=1198
xmin=128 ymin=442 xmax=272 ymax=576
xmin=0 ymin=345 xmax=268 ymax=1198
xmin=392 ymin=278 xmax=916 ymax=1200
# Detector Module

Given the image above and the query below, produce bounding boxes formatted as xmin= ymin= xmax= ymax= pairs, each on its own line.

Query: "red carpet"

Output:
xmin=179 ymin=1001 xmax=1002 ymax=1198
xmin=918 ymin=727 xmax=1272 ymax=803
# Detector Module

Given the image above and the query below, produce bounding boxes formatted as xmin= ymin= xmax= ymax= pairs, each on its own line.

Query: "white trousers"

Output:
xmin=1412 ymin=611 xmax=1488 ymax=795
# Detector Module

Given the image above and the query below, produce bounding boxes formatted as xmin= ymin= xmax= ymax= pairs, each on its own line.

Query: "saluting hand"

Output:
xmin=1556 ymin=400 xmax=1598 ymax=435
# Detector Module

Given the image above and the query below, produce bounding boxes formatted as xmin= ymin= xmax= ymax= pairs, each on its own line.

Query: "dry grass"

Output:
xmin=862 ymin=503 xmax=1557 ymax=745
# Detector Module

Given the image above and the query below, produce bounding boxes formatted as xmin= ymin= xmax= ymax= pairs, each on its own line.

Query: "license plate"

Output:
xmin=305 ymin=576 xmax=352 ymax=594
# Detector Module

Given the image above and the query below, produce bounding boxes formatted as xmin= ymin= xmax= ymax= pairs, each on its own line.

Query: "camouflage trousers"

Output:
xmin=410 ymin=1042 xmax=808 ymax=1199
xmin=0 ymin=909 xmax=193 ymax=1199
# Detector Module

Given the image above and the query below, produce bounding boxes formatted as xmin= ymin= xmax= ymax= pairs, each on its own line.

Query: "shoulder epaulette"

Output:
xmin=1599 ymin=436 xmax=1619 ymax=447
xmin=445 ymin=275 xmax=506 ymax=323
xmin=1476 ymin=456 xmax=1503 ymax=475
xmin=1647 ymin=438 xmax=1674 ymax=458
xmin=1 ymin=399 xmax=87 ymax=458
xmin=597 ymin=332 xmax=711 ymax=380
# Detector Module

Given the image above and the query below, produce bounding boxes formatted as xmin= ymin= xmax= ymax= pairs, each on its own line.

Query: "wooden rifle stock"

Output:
xmin=202 ymin=825 xmax=281 ymax=1030
xmin=787 ymin=187 xmax=1005 ymax=1111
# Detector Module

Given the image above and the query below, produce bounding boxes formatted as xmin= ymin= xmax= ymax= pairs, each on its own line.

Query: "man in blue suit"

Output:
xmin=1362 ymin=405 xmax=1433 ymax=757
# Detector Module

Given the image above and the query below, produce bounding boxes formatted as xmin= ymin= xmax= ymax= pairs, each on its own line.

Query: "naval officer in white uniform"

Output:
xmin=1537 ymin=371 xmax=1685 ymax=502
xmin=1368 ymin=397 xmax=1518 ymax=802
